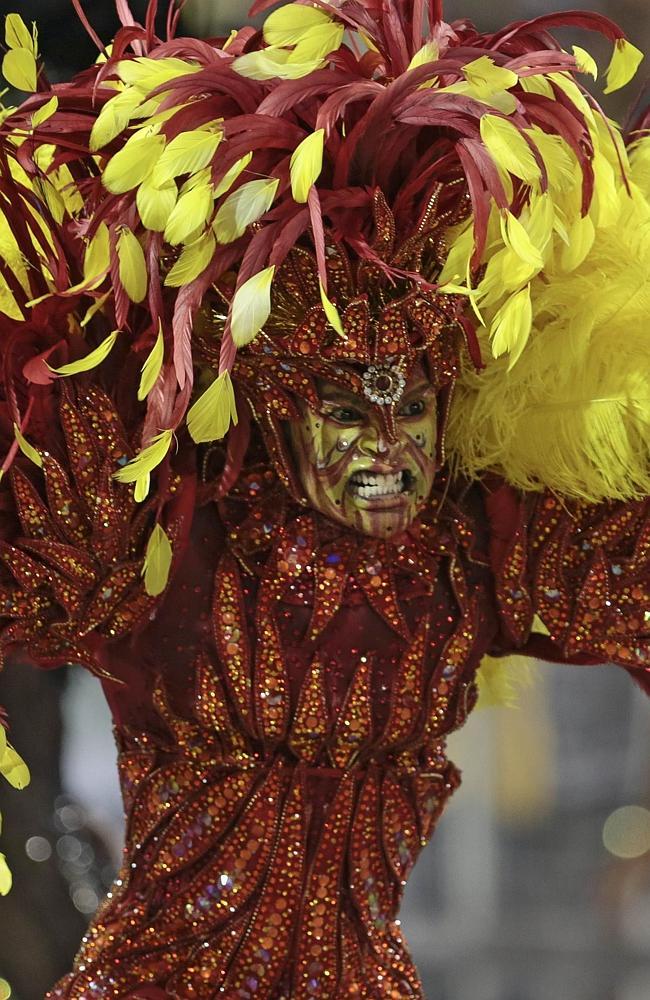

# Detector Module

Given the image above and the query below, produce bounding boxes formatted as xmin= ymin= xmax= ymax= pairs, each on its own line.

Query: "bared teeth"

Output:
xmin=349 ymin=471 xmax=406 ymax=498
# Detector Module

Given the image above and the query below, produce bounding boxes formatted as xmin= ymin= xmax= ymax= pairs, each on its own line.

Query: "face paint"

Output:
xmin=288 ymin=367 xmax=438 ymax=539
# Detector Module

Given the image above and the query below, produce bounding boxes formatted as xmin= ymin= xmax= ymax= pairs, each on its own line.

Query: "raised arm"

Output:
xmin=485 ymin=480 xmax=650 ymax=695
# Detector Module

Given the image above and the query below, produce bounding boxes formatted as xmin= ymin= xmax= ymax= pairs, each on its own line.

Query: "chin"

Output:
xmin=358 ymin=509 xmax=415 ymax=539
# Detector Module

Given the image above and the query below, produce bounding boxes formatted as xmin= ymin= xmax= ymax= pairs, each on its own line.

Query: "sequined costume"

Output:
xmin=0 ymin=1 xmax=648 ymax=997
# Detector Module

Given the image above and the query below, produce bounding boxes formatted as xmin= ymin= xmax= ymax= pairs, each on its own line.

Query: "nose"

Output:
xmin=357 ymin=414 xmax=390 ymax=457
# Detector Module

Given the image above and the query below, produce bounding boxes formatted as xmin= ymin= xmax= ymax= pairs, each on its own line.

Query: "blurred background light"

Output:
xmin=24 ymin=836 xmax=52 ymax=863
xmin=603 ymin=806 xmax=650 ymax=860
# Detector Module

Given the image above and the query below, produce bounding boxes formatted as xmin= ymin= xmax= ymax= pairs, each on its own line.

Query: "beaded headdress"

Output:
xmin=0 ymin=0 xmax=649 ymax=560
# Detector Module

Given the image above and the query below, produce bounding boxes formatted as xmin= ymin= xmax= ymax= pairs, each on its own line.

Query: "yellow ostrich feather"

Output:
xmin=447 ymin=131 xmax=650 ymax=503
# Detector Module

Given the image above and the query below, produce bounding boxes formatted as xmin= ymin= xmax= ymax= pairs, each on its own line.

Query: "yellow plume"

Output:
xmin=113 ymin=429 xmax=173 ymax=485
xmin=83 ymin=224 xmax=111 ymax=284
xmin=213 ymin=178 xmax=279 ymax=244
xmin=49 ymin=330 xmax=119 ymax=376
xmin=480 ymin=115 xmax=541 ymax=183
xmin=164 ymin=180 xmax=215 ymax=245
xmin=231 ymin=266 xmax=275 ymax=347
xmin=5 ymin=13 xmax=36 ymax=54
xmin=164 ymin=230 xmax=216 ymax=287
xmin=0 ymin=855 xmax=11 ymax=896
xmin=2 ymin=48 xmax=37 ymax=92
xmin=213 ymin=153 xmax=253 ymax=198
xmin=572 ymin=45 xmax=598 ymax=80
xmin=152 ymin=128 xmax=222 ymax=186
xmin=138 ymin=326 xmax=164 ymax=401
xmin=143 ymin=523 xmax=173 ymax=597
xmin=117 ymin=227 xmax=148 ymax=302
xmin=319 ymin=280 xmax=345 ymax=337
xmin=136 ymin=176 xmax=178 ymax=232
xmin=290 ymin=129 xmax=325 ymax=204
xmin=32 ymin=95 xmax=58 ymax=127
xmin=102 ymin=129 xmax=164 ymax=194
xmin=13 ymin=423 xmax=42 ymax=468
xmin=187 ymin=370 xmax=238 ymax=443
xmin=605 ymin=38 xmax=644 ymax=94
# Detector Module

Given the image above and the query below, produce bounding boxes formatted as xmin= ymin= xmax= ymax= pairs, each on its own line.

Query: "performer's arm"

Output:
xmin=484 ymin=480 xmax=650 ymax=695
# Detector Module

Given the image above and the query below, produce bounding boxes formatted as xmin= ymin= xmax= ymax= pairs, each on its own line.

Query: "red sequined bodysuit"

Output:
xmin=1 ymin=394 xmax=647 ymax=999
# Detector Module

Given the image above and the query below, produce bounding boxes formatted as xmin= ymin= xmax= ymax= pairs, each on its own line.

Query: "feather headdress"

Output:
xmin=0 ymin=0 xmax=648 ymax=554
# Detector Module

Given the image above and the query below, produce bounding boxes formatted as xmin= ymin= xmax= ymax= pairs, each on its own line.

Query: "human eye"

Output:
xmin=398 ymin=398 xmax=426 ymax=418
xmin=328 ymin=405 xmax=363 ymax=424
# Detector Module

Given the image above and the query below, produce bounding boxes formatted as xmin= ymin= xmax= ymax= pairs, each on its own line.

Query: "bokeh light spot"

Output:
xmin=603 ymin=805 xmax=650 ymax=859
xmin=25 ymin=836 xmax=52 ymax=863
xmin=0 ymin=978 xmax=11 ymax=999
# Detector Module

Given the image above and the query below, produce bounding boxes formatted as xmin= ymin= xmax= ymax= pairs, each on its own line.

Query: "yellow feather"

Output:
xmin=32 ymin=95 xmax=58 ymax=127
xmin=500 ymin=212 xmax=544 ymax=269
xmin=0 ymin=854 xmax=12 ymax=896
xmin=442 ymin=79 xmax=517 ymax=115
xmin=32 ymin=176 xmax=65 ymax=224
xmin=290 ymin=129 xmax=324 ymax=204
xmin=142 ymin=523 xmax=173 ymax=597
xmin=134 ymin=473 xmax=150 ymax=503
xmin=408 ymin=41 xmax=439 ymax=71
xmin=0 ymin=273 xmax=23 ymax=321
xmin=138 ymin=326 xmax=165 ymax=401
xmin=480 ymin=115 xmax=540 ymax=184
xmin=213 ymin=178 xmax=279 ymax=243
xmin=136 ymin=175 xmax=178 ymax=232
xmin=286 ymin=25 xmax=345 ymax=64
xmin=13 ymin=423 xmax=42 ymax=468
xmin=490 ymin=284 xmax=532 ymax=368
xmin=231 ymin=265 xmax=275 ymax=347
xmin=0 ymin=741 xmax=30 ymax=790
xmin=604 ymin=39 xmax=644 ymax=94
xmin=83 ymin=223 xmax=111 ymax=284
xmin=113 ymin=429 xmax=173 ymax=484
xmin=560 ymin=214 xmax=595 ymax=272
xmin=116 ymin=56 xmax=200 ymax=90
xmin=232 ymin=48 xmax=293 ymax=81
xmin=90 ymin=87 xmax=142 ymax=152
xmin=152 ymin=128 xmax=223 ymax=186
xmin=263 ymin=3 xmax=333 ymax=46
xmin=232 ymin=44 xmax=333 ymax=81
xmin=2 ymin=48 xmax=37 ymax=92
xmin=629 ymin=137 xmax=650 ymax=198
xmin=319 ymin=279 xmax=344 ymax=337
xmin=519 ymin=75 xmax=554 ymax=99
xmin=117 ymin=227 xmax=148 ymax=303
xmin=447 ymin=182 xmax=650 ymax=502
xmin=548 ymin=73 xmax=596 ymax=128
xmin=187 ymin=370 xmax=238 ymax=443
xmin=5 ymin=13 xmax=36 ymax=54
xmin=164 ymin=229 xmax=216 ymax=287
xmin=572 ymin=45 xmax=598 ymax=80
xmin=164 ymin=181 xmax=214 ymax=245
xmin=102 ymin=129 xmax=164 ymax=194
xmin=476 ymin=655 xmax=536 ymax=709
xmin=477 ymin=249 xmax=536 ymax=307
xmin=523 ymin=194 xmax=555 ymax=257
xmin=80 ymin=291 xmax=111 ymax=328
xmin=524 ymin=127 xmax=575 ymax=192
xmin=464 ymin=55 xmax=518 ymax=94
xmin=213 ymin=153 xmax=253 ymax=198
xmin=50 ymin=330 xmax=119 ymax=376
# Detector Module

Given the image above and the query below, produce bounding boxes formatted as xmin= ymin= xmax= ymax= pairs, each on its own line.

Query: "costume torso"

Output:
xmin=49 ymin=476 xmax=498 ymax=999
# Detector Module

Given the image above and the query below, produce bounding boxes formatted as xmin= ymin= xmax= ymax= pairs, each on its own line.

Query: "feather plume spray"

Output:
xmin=0 ymin=0 xmax=646 ymax=507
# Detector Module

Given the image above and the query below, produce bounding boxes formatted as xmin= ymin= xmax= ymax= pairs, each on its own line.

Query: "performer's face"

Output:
xmin=288 ymin=366 xmax=438 ymax=538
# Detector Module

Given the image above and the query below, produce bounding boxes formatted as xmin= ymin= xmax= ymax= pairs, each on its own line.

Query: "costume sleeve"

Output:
xmin=0 ymin=384 xmax=162 ymax=677
xmin=485 ymin=481 xmax=650 ymax=696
